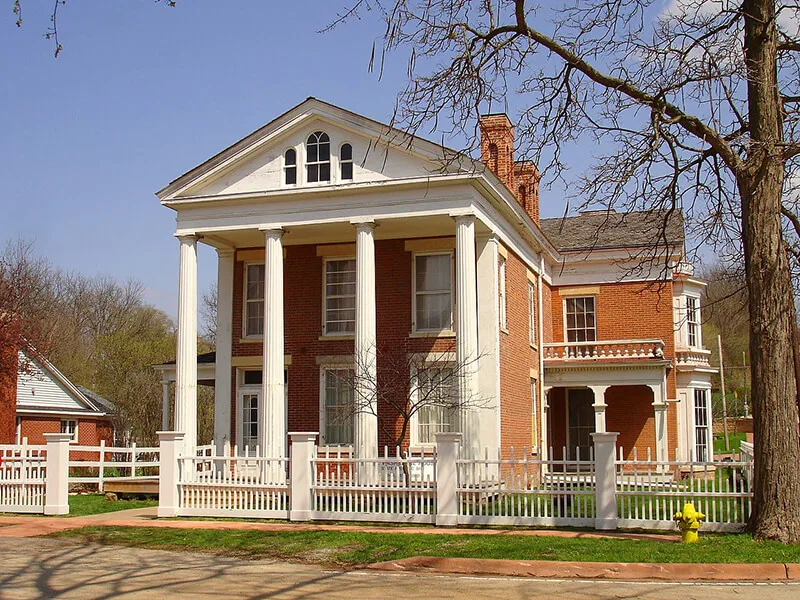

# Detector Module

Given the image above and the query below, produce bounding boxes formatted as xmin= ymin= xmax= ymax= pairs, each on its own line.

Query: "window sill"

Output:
xmin=409 ymin=330 xmax=456 ymax=339
xmin=319 ymin=335 xmax=355 ymax=341
xmin=238 ymin=337 xmax=262 ymax=344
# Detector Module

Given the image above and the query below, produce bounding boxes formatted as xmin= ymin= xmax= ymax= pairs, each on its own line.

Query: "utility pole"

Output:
xmin=718 ymin=335 xmax=730 ymax=452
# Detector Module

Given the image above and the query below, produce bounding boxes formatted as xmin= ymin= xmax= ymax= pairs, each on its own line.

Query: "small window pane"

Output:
xmin=341 ymin=162 xmax=353 ymax=180
xmin=319 ymin=162 xmax=330 ymax=182
xmin=307 ymin=144 xmax=318 ymax=163
xmin=284 ymin=149 xmax=296 ymax=166
xmin=341 ymin=143 xmax=352 ymax=161
xmin=307 ymin=164 xmax=319 ymax=183
xmin=285 ymin=167 xmax=297 ymax=185
xmin=243 ymin=370 xmax=263 ymax=386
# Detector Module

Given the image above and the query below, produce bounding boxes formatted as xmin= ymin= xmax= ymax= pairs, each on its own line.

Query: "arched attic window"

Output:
xmin=306 ymin=131 xmax=331 ymax=182
xmin=340 ymin=143 xmax=353 ymax=180
xmin=284 ymin=149 xmax=297 ymax=185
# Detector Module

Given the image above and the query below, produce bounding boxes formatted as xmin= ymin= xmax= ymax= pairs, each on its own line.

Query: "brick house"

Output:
xmin=5 ymin=349 xmax=115 ymax=447
xmin=156 ymin=98 xmax=716 ymax=464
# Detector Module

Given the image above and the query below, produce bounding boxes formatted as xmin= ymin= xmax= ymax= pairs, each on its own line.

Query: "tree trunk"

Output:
xmin=741 ymin=0 xmax=800 ymax=543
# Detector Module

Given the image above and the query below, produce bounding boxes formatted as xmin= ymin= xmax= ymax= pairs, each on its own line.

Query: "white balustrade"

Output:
xmin=543 ymin=339 xmax=665 ymax=360
xmin=675 ymin=348 xmax=712 ymax=367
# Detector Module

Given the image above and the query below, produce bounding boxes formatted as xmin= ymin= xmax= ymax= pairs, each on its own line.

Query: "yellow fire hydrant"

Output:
xmin=673 ymin=502 xmax=705 ymax=543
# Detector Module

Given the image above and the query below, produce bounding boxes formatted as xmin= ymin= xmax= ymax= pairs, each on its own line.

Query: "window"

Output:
xmin=244 ymin=264 xmax=265 ymax=336
xmin=528 ymin=281 xmax=536 ymax=346
xmin=694 ymin=388 xmax=711 ymax=461
xmin=499 ymin=257 xmax=507 ymax=330
xmin=15 ymin=417 xmax=21 ymax=444
xmin=414 ymin=253 xmax=453 ymax=332
xmin=243 ymin=370 xmax=262 ymax=386
xmin=322 ymin=368 xmax=355 ymax=446
xmin=340 ymin=143 xmax=353 ymax=180
xmin=241 ymin=393 xmax=259 ymax=451
xmin=565 ymin=297 xmax=597 ymax=342
xmin=687 ymin=296 xmax=699 ymax=347
xmin=416 ymin=366 xmax=459 ymax=445
xmin=306 ymin=131 xmax=331 ymax=183
xmin=60 ymin=419 xmax=78 ymax=443
xmin=324 ymin=258 xmax=356 ymax=335
xmin=284 ymin=148 xmax=297 ymax=185
xmin=531 ymin=379 xmax=539 ymax=451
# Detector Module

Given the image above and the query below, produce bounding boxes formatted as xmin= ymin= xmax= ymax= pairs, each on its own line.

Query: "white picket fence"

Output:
xmin=68 ymin=441 xmax=160 ymax=491
xmin=0 ymin=442 xmax=47 ymax=513
xmin=616 ymin=447 xmax=752 ymax=532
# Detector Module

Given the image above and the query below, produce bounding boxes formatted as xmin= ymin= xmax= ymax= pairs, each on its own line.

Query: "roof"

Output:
xmin=155 ymin=351 xmax=217 ymax=367
xmin=76 ymin=386 xmax=116 ymax=414
xmin=539 ymin=210 xmax=685 ymax=252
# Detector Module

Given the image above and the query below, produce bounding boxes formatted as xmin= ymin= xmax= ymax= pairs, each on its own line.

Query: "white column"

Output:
xmin=43 ymin=433 xmax=72 ymax=515
xmin=157 ymin=431 xmax=185 ymax=518
xmin=161 ymin=381 xmax=170 ymax=432
xmin=353 ymin=221 xmax=378 ymax=459
xmin=454 ymin=215 xmax=479 ymax=456
xmin=650 ymin=382 xmax=669 ymax=462
xmin=589 ymin=385 xmax=609 ymax=433
xmin=476 ymin=234 xmax=501 ymax=456
xmin=261 ymin=228 xmax=286 ymax=459
xmin=214 ymin=248 xmax=235 ymax=451
xmin=175 ymin=234 xmax=199 ymax=455
xmin=592 ymin=431 xmax=619 ymax=530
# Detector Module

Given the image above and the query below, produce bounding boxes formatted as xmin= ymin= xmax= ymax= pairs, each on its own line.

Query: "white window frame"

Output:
xmin=235 ymin=369 xmax=288 ymax=454
xmin=686 ymin=295 xmax=701 ymax=348
xmin=339 ymin=142 xmax=354 ymax=181
xmin=322 ymin=256 xmax=356 ymax=337
xmin=243 ymin=261 xmax=265 ymax=338
xmin=412 ymin=251 xmax=455 ymax=334
xmin=15 ymin=417 xmax=21 ymax=444
xmin=531 ymin=378 xmax=539 ymax=453
xmin=60 ymin=419 xmax=78 ymax=444
xmin=693 ymin=387 xmax=712 ymax=462
xmin=283 ymin=147 xmax=298 ymax=187
xmin=305 ymin=131 xmax=331 ymax=184
xmin=528 ymin=281 xmax=536 ymax=346
xmin=319 ymin=364 xmax=356 ymax=449
xmin=409 ymin=361 xmax=460 ymax=448
xmin=564 ymin=296 xmax=597 ymax=343
xmin=499 ymin=257 xmax=507 ymax=331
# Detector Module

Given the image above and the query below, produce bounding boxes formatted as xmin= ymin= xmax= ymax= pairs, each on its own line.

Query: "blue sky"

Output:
xmin=0 ymin=1 xmax=571 ymax=318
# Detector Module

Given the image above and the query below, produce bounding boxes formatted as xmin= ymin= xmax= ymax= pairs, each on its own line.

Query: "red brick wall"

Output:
xmin=541 ymin=282 xmax=554 ymax=343
xmin=605 ymin=385 xmax=656 ymax=459
xmin=0 ymin=343 xmax=18 ymax=444
xmin=498 ymin=249 xmax=538 ymax=456
xmin=479 ymin=114 xmax=515 ymax=192
xmin=18 ymin=416 xmax=114 ymax=446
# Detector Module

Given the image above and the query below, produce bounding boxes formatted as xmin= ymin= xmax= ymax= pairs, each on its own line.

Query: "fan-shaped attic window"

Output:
xmin=284 ymin=149 xmax=297 ymax=185
xmin=306 ymin=131 xmax=331 ymax=183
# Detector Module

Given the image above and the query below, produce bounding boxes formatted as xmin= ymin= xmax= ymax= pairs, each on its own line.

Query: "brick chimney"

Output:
xmin=479 ymin=114 xmax=515 ymax=192
xmin=514 ymin=160 xmax=541 ymax=225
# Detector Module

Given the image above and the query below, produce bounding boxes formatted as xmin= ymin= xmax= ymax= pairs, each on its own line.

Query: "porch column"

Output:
xmin=454 ymin=214 xmax=479 ymax=456
xmin=161 ymin=381 xmax=170 ymax=431
xmin=261 ymin=228 xmax=286 ymax=459
xmin=353 ymin=221 xmax=378 ymax=459
xmin=175 ymin=234 xmax=199 ymax=455
xmin=649 ymin=382 xmax=669 ymax=462
xmin=589 ymin=385 xmax=609 ymax=434
xmin=214 ymin=248 xmax=235 ymax=451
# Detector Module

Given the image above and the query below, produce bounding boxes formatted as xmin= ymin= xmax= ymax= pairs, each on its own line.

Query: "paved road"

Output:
xmin=0 ymin=539 xmax=798 ymax=599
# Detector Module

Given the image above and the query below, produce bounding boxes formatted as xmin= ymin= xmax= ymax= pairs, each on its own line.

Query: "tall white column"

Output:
xmin=589 ymin=385 xmax=609 ymax=433
xmin=476 ymin=234 xmax=501 ymax=455
xmin=650 ymin=381 xmax=669 ymax=463
xmin=454 ymin=215 xmax=479 ymax=456
xmin=214 ymin=248 xmax=235 ymax=452
xmin=161 ymin=381 xmax=170 ymax=432
xmin=353 ymin=221 xmax=378 ymax=459
xmin=261 ymin=228 xmax=286 ymax=459
xmin=175 ymin=234 xmax=199 ymax=455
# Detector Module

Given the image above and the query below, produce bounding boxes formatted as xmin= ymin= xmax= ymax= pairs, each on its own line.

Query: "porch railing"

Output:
xmin=543 ymin=339 xmax=665 ymax=360
xmin=675 ymin=348 xmax=713 ymax=368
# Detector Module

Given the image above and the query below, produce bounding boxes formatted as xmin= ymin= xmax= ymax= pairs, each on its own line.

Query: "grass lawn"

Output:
xmin=51 ymin=526 xmax=800 ymax=567
xmin=67 ymin=494 xmax=158 ymax=517
xmin=714 ymin=432 xmax=747 ymax=453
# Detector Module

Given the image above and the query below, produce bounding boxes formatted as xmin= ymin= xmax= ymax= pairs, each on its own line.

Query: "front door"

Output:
xmin=566 ymin=388 xmax=595 ymax=460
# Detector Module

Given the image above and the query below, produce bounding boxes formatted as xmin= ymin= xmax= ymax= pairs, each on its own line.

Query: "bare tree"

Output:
xmin=200 ymin=283 xmax=217 ymax=345
xmin=331 ymin=0 xmax=800 ymax=541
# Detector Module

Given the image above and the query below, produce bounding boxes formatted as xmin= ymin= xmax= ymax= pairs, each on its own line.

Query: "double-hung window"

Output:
xmin=323 ymin=258 xmax=356 ymax=335
xmin=694 ymin=388 xmax=711 ymax=461
xmin=565 ymin=296 xmax=596 ymax=342
xmin=284 ymin=149 xmax=297 ymax=185
xmin=528 ymin=281 xmax=536 ymax=345
xmin=244 ymin=264 xmax=265 ymax=337
xmin=415 ymin=365 xmax=459 ymax=445
xmin=60 ymin=419 xmax=78 ymax=443
xmin=686 ymin=296 xmax=699 ymax=347
xmin=414 ymin=253 xmax=453 ymax=332
xmin=322 ymin=368 xmax=355 ymax=446
xmin=499 ymin=257 xmax=507 ymax=330
xmin=340 ymin=143 xmax=354 ymax=180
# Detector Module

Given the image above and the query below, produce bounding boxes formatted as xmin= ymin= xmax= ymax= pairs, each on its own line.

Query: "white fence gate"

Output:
xmin=0 ymin=442 xmax=47 ymax=513
xmin=68 ymin=442 xmax=160 ymax=491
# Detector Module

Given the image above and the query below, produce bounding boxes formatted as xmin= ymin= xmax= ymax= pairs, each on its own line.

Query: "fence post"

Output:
xmin=435 ymin=432 xmax=462 ymax=526
xmin=130 ymin=441 xmax=137 ymax=478
xmin=157 ymin=431 xmax=185 ymax=518
xmin=592 ymin=432 xmax=619 ymax=531
xmin=98 ymin=439 xmax=106 ymax=493
xmin=44 ymin=433 xmax=72 ymax=515
xmin=289 ymin=432 xmax=318 ymax=521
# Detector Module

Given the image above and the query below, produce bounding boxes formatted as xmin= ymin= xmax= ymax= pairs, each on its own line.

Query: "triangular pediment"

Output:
xmin=158 ymin=98 xmax=474 ymax=201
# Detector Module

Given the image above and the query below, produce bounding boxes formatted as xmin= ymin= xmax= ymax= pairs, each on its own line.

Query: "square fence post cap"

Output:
xmin=43 ymin=433 xmax=75 ymax=443
xmin=157 ymin=431 xmax=186 ymax=442
xmin=434 ymin=432 xmax=463 ymax=442
xmin=288 ymin=432 xmax=319 ymax=443
xmin=591 ymin=432 xmax=619 ymax=441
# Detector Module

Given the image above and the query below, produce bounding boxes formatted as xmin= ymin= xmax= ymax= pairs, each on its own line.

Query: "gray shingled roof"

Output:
xmin=76 ymin=385 xmax=116 ymax=414
xmin=539 ymin=210 xmax=684 ymax=252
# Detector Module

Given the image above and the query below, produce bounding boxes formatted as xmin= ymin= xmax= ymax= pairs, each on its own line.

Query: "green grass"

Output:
xmin=51 ymin=526 xmax=800 ymax=567
xmin=714 ymin=432 xmax=747 ymax=453
xmin=66 ymin=494 xmax=158 ymax=517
